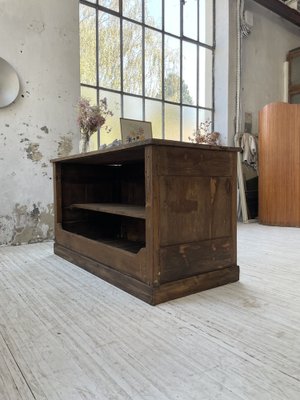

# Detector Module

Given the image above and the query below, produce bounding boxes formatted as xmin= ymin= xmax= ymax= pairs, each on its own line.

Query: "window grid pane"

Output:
xmin=164 ymin=35 xmax=180 ymax=103
xmin=182 ymin=41 xmax=197 ymax=106
xmin=164 ymin=0 xmax=180 ymax=36
xmin=145 ymin=28 xmax=162 ymax=99
xmin=99 ymin=89 xmax=122 ymax=146
xmin=123 ymin=0 xmax=142 ymax=22
xmin=145 ymin=99 xmax=163 ymax=138
xmin=165 ymin=103 xmax=180 ymax=141
xmin=123 ymin=95 xmax=143 ymax=120
xmin=98 ymin=11 xmax=121 ymax=90
xmin=80 ymin=5 xmax=96 ymax=86
xmin=145 ymin=0 xmax=162 ymax=29
xmin=123 ymin=21 xmax=143 ymax=95
xmin=199 ymin=0 xmax=213 ymax=46
xmin=80 ymin=0 xmax=214 ymax=149
xmin=183 ymin=0 xmax=198 ymax=40
xmin=99 ymin=0 xmax=119 ymax=12
xmin=183 ymin=106 xmax=197 ymax=143
xmin=199 ymin=47 xmax=213 ymax=108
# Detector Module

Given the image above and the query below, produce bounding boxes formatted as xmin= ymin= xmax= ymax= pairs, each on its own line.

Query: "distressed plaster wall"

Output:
xmin=0 ymin=0 xmax=80 ymax=245
xmin=215 ymin=0 xmax=300 ymax=144
xmin=241 ymin=0 xmax=300 ymax=133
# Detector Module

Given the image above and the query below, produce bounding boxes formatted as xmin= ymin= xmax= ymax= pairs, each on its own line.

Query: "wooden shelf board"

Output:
xmin=70 ymin=203 xmax=146 ymax=219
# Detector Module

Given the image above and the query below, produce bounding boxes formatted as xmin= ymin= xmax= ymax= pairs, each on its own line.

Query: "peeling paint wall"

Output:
xmin=0 ymin=0 xmax=80 ymax=245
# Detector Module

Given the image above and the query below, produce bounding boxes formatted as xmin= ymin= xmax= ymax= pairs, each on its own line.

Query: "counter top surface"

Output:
xmin=51 ymin=138 xmax=240 ymax=163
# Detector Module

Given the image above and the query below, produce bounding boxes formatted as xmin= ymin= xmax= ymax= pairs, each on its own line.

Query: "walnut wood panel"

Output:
xmin=159 ymin=237 xmax=234 ymax=283
xmin=52 ymin=146 xmax=145 ymax=165
xmin=230 ymin=152 xmax=238 ymax=266
xmin=61 ymin=162 xmax=145 ymax=223
xmin=159 ymin=176 xmax=233 ymax=246
xmin=152 ymin=265 xmax=239 ymax=305
xmin=51 ymin=139 xmax=238 ymax=164
xmin=54 ymin=243 xmax=239 ymax=305
xmin=210 ymin=175 xmax=233 ymax=239
xmin=55 ymin=226 xmax=146 ymax=282
xmin=53 ymin=163 xmax=62 ymax=226
xmin=61 ymin=164 xmax=119 ymax=183
xmin=70 ymin=203 xmax=146 ymax=219
xmin=54 ymin=243 xmax=154 ymax=304
xmin=52 ymin=140 xmax=239 ymax=304
xmin=145 ymin=146 xmax=161 ymax=286
xmin=259 ymin=102 xmax=300 ymax=226
xmin=61 ymin=163 xmax=145 ymax=201
xmin=156 ymin=146 xmax=233 ymax=177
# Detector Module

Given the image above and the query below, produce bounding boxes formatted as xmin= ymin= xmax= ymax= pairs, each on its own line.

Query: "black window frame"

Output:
xmin=80 ymin=0 xmax=215 ymax=146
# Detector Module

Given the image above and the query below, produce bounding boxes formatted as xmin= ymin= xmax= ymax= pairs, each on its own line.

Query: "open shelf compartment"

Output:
xmin=59 ymin=158 xmax=146 ymax=254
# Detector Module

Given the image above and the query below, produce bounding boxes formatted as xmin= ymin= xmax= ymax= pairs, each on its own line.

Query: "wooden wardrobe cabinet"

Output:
xmin=259 ymin=102 xmax=300 ymax=226
xmin=52 ymin=139 xmax=239 ymax=305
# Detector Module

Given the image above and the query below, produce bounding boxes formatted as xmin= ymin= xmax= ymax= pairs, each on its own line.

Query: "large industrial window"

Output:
xmin=80 ymin=0 xmax=214 ymax=149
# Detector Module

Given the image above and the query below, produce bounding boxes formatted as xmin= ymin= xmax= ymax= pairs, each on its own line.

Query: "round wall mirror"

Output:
xmin=0 ymin=57 xmax=20 ymax=108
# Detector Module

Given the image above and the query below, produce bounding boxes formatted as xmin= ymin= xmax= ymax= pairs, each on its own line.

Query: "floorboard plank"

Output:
xmin=0 ymin=223 xmax=300 ymax=399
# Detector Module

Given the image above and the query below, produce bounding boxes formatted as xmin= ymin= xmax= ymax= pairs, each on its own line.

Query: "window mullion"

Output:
xmin=162 ymin=0 xmax=165 ymax=139
xmin=79 ymin=0 xmax=215 ymax=145
xmin=212 ymin=0 xmax=216 ymax=131
xmin=180 ymin=0 xmax=183 ymax=142
xmin=142 ymin=0 xmax=145 ymax=120
xmin=96 ymin=4 xmax=100 ymax=146
xmin=196 ymin=0 xmax=200 ymax=131
xmin=120 ymin=8 xmax=124 ymax=118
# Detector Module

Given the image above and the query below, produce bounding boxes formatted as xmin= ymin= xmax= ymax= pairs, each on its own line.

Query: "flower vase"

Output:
xmin=79 ymin=132 xmax=90 ymax=153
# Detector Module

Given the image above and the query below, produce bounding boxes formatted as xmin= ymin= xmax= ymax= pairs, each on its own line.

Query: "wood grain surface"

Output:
xmin=53 ymin=141 xmax=239 ymax=304
xmin=70 ymin=203 xmax=146 ymax=219
xmin=259 ymin=102 xmax=300 ymax=226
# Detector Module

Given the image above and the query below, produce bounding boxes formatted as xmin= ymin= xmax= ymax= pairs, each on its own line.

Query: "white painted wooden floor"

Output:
xmin=1 ymin=222 xmax=300 ymax=400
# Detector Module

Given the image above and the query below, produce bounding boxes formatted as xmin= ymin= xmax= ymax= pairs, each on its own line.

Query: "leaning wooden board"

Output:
xmin=51 ymin=139 xmax=240 ymax=305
